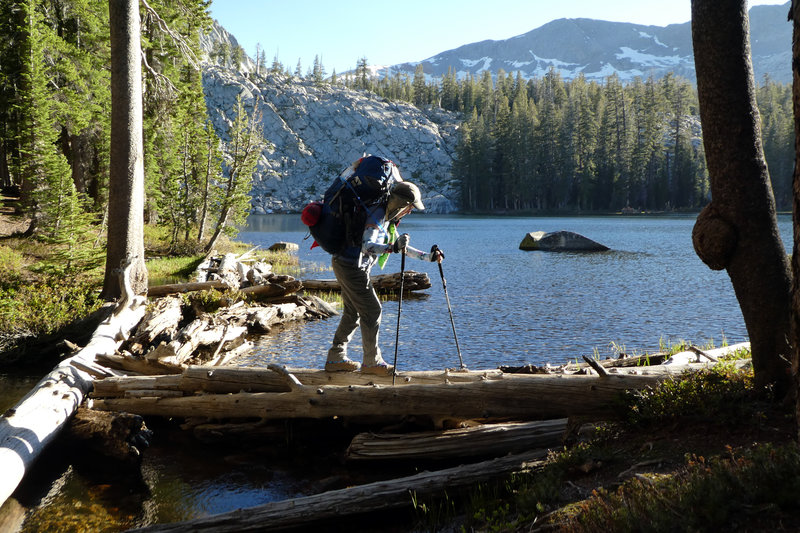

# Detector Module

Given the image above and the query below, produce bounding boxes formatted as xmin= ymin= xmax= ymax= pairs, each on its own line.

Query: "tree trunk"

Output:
xmin=690 ymin=0 xmax=792 ymax=394
xmin=102 ymin=0 xmax=147 ymax=299
xmin=790 ymin=0 xmax=800 ymax=439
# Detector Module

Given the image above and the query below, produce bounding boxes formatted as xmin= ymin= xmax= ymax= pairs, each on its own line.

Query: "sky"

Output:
xmin=208 ymin=1 xmax=790 ymax=75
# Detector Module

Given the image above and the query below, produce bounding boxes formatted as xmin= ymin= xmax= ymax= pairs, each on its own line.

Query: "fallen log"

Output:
xmin=91 ymin=372 xmax=665 ymax=422
xmin=301 ymin=270 xmax=431 ymax=292
xmin=145 ymin=319 xmax=248 ymax=366
xmin=128 ymin=296 xmax=183 ymax=354
xmin=345 ymin=418 xmax=568 ymax=461
xmin=147 ymin=280 xmax=229 ymax=297
xmin=239 ymin=280 xmax=302 ymax=299
xmin=0 ymin=297 xmax=146 ymax=508
xmin=127 ymin=448 xmax=548 ymax=533
xmin=503 ymin=342 xmax=750 ymax=374
xmin=91 ymin=367 xmax=505 ymax=397
xmin=96 ymin=353 xmax=185 ymax=375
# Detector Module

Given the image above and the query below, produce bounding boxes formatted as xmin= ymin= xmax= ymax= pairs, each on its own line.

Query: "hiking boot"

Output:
xmin=361 ymin=361 xmax=395 ymax=376
xmin=325 ymin=357 xmax=361 ymax=372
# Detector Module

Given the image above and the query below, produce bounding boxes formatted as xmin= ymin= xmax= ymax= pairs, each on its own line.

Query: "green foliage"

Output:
xmin=561 ymin=444 xmax=800 ymax=532
xmin=146 ymin=254 xmax=204 ymax=284
xmin=204 ymin=94 xmax=266 ymax=252
xmin=182 ymin=288 xmax=242 ymax=318
xmin=626 ymin=363 xmax=757 ymax=427
xmin=343 ymin=66 xmax=791 ymax=214
xmin=0 ymin=276 xmax=102 ymax=336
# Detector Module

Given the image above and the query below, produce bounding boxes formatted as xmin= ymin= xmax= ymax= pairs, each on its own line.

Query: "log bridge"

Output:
xmin=0 ymin=246 xmax=752 ymax=529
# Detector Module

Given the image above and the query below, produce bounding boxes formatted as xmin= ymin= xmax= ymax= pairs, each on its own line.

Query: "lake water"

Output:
xmin=240 ymin=213 xmax=790 ymax=370
xmin=5 ymin=213 xmax=792 ymax=530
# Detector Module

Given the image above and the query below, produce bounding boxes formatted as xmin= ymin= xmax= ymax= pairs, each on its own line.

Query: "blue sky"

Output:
xmin=208 ymin=1 xmax=789 ymax=75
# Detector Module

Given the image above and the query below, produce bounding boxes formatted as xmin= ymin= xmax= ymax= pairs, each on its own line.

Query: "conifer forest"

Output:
xmin=0 ymin=0 xmax=795 ymax=281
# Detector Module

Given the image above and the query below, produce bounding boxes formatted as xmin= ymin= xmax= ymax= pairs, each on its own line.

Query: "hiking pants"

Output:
xmin=327 ymin=256 xmax=383 ymax=366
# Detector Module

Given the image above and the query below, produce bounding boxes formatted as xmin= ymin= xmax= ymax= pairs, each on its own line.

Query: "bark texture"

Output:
xmin=691 ymin=0 xmax=792 ymax=393
xmin=103 ymin=0 xmax=147 ymax=299
xmin=790 ymin=0 xmax=800 ymax=438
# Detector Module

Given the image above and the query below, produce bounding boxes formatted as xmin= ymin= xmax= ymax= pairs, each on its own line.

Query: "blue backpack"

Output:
xmin=302 ymin=155 xmax=400 ymax=254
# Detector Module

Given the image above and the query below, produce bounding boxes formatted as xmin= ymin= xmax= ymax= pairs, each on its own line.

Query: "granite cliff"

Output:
xmin=200 ymin=24 xmax=461 ymax=214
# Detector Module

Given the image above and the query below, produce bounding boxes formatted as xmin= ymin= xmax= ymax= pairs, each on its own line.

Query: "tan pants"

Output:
xmin=327 ymin=256 xmax=383 ymax=366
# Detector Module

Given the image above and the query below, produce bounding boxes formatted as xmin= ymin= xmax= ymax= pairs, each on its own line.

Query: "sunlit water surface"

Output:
xmin=7 ymin=213 xmax=792 ymax=530
xmin=240 ymin=213 xmax=791 ymax=369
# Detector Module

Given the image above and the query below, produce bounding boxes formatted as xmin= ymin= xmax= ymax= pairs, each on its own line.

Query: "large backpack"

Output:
xmin=302 ymin=155 xmax=401 ymax=254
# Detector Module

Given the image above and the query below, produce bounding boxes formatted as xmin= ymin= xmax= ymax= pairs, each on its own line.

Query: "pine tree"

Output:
xmin=17 ymin=0 xmax=99 ymax=271
xmin=205 ymin=95 xmax=266 ymax=253
xmin=312 ymin=55 xmax=326 ymax=84
xmin=412 ymin=64 xmax=426 ymax=107
xmin=355 ymin=57 xmax=370 ymax=91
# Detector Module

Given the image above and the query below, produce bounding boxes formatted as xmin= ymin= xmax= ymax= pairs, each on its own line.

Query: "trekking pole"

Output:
xmin=392 ymin=248 xmax=406 ymax=385
xmin=433 ymin=245 xmax=465 ymax=370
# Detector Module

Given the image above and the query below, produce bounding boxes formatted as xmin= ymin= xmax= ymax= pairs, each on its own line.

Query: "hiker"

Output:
xmin=325 ymin=180 xmax=445 ymax=375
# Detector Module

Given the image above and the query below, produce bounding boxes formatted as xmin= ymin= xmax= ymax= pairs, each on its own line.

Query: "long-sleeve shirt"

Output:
xmin=333 ymin=205 xmax=433 ymax=271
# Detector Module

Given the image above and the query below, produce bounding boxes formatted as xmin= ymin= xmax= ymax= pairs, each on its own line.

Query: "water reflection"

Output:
xmin=237 ymin=214 xmax=788 ymax=369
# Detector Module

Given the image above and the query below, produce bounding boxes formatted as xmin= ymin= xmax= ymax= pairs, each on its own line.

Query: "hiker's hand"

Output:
xmin=393 ymin=233 xmax=410 ymax=253
xmin=430 ymin=245 xmax=445 ymax=263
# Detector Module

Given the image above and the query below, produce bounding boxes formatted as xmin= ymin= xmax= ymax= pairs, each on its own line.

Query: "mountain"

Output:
xmin=380 ymin=2 xmax=791 ymax=83
xmin=200 ymin=27 xmax=461 ymax=214
xmin=201 ymin=4 xmax=791 ymax=214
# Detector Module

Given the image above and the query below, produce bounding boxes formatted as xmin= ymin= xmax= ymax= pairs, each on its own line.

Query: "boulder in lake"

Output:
xmin=269 ymin=242 xmax=299 ymax=252
xmin=519 ymin=231 xmax=609 ymax=252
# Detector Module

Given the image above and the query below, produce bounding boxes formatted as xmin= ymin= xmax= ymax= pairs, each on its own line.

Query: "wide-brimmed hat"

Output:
xmin=389 ymin=181 xmax=425 ymax=211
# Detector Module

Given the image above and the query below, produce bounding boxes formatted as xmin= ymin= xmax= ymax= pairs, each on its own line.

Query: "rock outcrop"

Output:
xmin=519 ymin=231 xmax=610 ymax=252
xmin=200 ymin=23 xmax=461 ymax=214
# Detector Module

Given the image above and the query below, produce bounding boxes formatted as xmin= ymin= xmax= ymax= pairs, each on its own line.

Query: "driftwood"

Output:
xmin=239 ymin=279 xmax=302 ymax=299
xmin=128 ymin=296 xmax=183 ymax=354
xmin=0 ymin=292 xmax=146 ymax=508
xmin=503 ymin=343 xmax=750 ymax=375
xmin=96 ymin=353 xmax=185 ymax=375
xmin=345 ymin=418 xmax=568 ymax=461
xmin=90 ymin=344 xmax=750 ymax=400
xmin=301 ymin=270 xmax=431 ymax=292
xmin=100 ymin=294 xmax=335 ymax=376
xmin=91 ymin=372 xmax=667 ymax=422
xmin=147 ymin=279 xmax=303 ymax=299
xmin=145 ymin=319 xmax=248 ymax=366
xmin=147 ymin=280 xmax=230 ymax=297
xmin=91 ymin=367 xmax=505 ymax=398
xmin=149 ymin=248 xmax=300 ymax=299
xmin=127 ymin=448 xmax=548 ymax=533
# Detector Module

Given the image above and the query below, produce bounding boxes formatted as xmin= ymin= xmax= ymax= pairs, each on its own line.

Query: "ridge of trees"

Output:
xmin=3 ymin=3 xmax=795 ymax=279
xmin=260 ymin=52 xmax=792 ymax=213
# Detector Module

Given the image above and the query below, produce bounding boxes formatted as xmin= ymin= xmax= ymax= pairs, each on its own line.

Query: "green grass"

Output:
xmin=146 ymin=254 xmax=205 ymax=285
xmin=409 ymin=347 xmax=798 ymax=533
xmin=558 ymin=443 xmax=800 ymax=532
